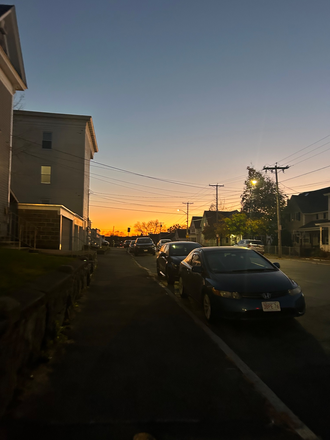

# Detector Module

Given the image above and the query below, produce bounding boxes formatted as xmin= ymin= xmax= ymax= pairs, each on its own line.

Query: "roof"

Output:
xmin=0 ymin=5 xmax=12 ymax=16
xmin=289 ymin=187 xmax=330 ymax=214
xmin=299 ymin=219 xmax=330 ymax=230
xmin=14 ymin=110 xmax=98 ymax=155
xmin=203 ymin=210 xmax=239 ymax=224
xmin=175 ymin=229 xmax=188 ymax=239
xmin=0 ymin=5 xmax=27 ymax=88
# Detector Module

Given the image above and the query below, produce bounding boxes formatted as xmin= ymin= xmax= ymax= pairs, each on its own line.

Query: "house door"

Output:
xmin=62 ymin=217 xmax=72 ymax=251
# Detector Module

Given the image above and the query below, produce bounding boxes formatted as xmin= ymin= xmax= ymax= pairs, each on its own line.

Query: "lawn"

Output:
xmin=0 ymin=249 xmax=75 ymax=296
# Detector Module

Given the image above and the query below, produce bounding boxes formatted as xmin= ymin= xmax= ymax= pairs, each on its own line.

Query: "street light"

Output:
xmin=250 ymin=179 xmax=258 ymax=216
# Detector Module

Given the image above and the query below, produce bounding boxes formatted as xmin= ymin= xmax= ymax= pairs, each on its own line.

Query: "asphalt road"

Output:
xmin=1 ymin=249 xmax=312 ymax=440
xmin=139 ymin=251 xmax=330 ymax=440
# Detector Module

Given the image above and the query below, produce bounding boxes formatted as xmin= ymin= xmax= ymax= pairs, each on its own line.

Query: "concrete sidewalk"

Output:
xmin=1 ymin=249 xmax=311 ymax=440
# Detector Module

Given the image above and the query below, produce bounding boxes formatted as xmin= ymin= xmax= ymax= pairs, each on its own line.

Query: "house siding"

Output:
xmin=12 ymin=112 xmax=96 ymax=221
xmin=0 ymin=81 xmax=13 ymax=237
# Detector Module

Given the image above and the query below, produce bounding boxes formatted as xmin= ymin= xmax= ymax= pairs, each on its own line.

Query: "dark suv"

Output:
xmin=132 ymin=237 xmax=156 ymax=256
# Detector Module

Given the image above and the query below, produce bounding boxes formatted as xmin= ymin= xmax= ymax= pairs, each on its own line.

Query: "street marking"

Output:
xmin=133 ymin=255 xmax=320 ymax=440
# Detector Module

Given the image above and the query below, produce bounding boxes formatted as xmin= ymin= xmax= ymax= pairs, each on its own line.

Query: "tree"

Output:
xmin=224 ymin=213 xmax=268 ymax=241
xmin=134 ymin=219 xmax=166 ymax=235
xmin=13 ymin=92 xmax=25 ymax=110
xmin=167 ymin=224 xmax=184 ymax=233
xmin=202 ymin=214 xmax=229 ymax=242
xmin=224 ymin=213 xmax=248 ymax=237
xmin=241 ymin=167 xmax=287 ymax=235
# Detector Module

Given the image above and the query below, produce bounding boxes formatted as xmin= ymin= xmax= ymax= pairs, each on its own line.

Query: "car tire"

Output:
xmin=178 ymin=277 xmax=187 ymax=298
xmin=203 ymin=292 xmax=215 ymax=323
xmin=166 ymin=268 xmax=175 ymax=285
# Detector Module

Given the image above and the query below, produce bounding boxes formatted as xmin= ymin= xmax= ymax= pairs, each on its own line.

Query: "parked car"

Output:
xmin=234 ymin=239 xmax=265 ymax=255
xmin=156 ymin=241 xmax=202 ymax=284
xmin=132 ymin=237 xmax=156 ymax=256
xmin=128 ymin=240 xmax=135 ymax=253
xmin=178 ymin=247 xmax=305 ymax=322
xmin=156 ymin=238 xmax=172 ymax=251
xmin=123 ymin=239 xmax=132 ymax=248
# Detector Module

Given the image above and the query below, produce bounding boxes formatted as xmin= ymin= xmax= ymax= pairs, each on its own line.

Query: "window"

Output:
xmin=41 ymin=166 xmax=51 ymax=184
xmin=316 ymin=214 xmax=319 ymax=220
xmin=42 ymin=132 xmax=52 ymax=149
xmin=324 ymin=213 xmax=328 ymax=219
xmin=295 ymin=212 xmax=301 ymax=221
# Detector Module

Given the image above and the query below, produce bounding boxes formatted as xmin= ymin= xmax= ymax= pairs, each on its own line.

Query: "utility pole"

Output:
xmin=263 ymin=164 xmax=289 ymax=258
xmin=209 ymin=183 xmax=224 ymax=245
xmin=182 ymin=202 xmax=194 ymax=238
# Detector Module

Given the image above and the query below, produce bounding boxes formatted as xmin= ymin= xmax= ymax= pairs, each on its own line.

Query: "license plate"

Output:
xmin=262 ymin=301 xmax=281 ymax=312
xmin=144 ymin=249 xmax=148 ymax=252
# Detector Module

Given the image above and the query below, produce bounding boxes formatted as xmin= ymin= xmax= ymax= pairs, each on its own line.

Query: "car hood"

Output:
xmin=208 ymin=270 xmax=294 ymax=292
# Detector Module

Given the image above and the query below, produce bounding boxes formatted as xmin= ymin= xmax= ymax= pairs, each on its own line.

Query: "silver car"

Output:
xmin=156 ymin=239 xmax=172 ymax=251
xmin=235 ymin=239 xmax=265 ymax=255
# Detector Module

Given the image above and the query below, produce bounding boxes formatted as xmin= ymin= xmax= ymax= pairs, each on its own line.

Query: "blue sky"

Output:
xmin=13 ymin=0 xmax=330 ymax=234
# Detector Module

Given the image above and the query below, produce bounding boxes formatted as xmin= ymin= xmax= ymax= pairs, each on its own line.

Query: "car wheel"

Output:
xmin=166 ymin=268 xmax=175 ymax=285
xmin=203 ymin=292 xmax=215 ymax=323
xmin=178 ymin=277 xmax=187 ymax=298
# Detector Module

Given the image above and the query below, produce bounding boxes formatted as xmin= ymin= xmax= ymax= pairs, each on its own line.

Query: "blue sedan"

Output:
xmin=179 ymin=247 xmax=305 ymax=322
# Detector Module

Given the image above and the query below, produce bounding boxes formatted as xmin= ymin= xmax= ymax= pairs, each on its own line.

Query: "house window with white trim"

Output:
xmin=42 ymin=132 xmax=52 ymax=149
xmin=41 ymin=166 xmax=51 ymax=184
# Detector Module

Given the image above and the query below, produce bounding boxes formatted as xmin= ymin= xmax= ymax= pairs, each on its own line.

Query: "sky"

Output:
xmin=12 ymin=0 xmax=330 ymax=235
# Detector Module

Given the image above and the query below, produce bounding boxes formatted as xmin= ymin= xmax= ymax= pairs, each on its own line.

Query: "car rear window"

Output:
xmin=169 ymin=243 xmax=201 ymax=256
xmin=137 ymin=238 xmax=152 ymax=243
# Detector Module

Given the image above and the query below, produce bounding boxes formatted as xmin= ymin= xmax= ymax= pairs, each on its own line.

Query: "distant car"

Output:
xmin=132 ymin=237 xmax=156 ymax=256
xmin=156 ymin=239 xmax=172 ymax=251
xmin=123 ymin=239 xmax=132 ymax=248
xmin=234 ymin=239 xmax=265 ymax=255
xmin=128 ymin=240 xmax=135 ymax=253
xmin=102 ymin=239 xmax=109 ymax=246
xmin=178 ymin=247 xmax=305 ymax=322
xmin=156 ymin=241 xmax=202 ymax=284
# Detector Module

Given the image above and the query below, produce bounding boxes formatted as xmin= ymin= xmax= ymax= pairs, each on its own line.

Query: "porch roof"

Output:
xmin=299 ymin=219 xmax=329 ymax=231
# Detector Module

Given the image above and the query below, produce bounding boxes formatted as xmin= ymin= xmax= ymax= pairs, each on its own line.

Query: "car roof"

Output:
xmin=199 ymin=246 xmax=250 ymax=252
xmin=168 ymin=241 xmax=202 ymax=246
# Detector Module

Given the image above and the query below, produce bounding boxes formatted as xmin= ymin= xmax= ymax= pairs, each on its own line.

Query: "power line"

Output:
xmin=277 ymin=134 xmax=330 ymax=164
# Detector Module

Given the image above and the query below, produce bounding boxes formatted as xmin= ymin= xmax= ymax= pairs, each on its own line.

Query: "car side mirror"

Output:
xmin=273 ymin=262 xmax=280 ymax=269
xmin=192 ymin=266 xmax=203 ymax=273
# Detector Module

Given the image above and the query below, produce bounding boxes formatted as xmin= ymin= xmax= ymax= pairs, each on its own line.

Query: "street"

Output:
xmin=138 ymin=251 xmax=330 ymax=439
xmin=1 ymin=249 xmax=328 ymax=440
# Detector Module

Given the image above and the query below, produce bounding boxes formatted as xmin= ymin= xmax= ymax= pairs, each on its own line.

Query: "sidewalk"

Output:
xmin=1 ymin=249 xmax=311 ymax=440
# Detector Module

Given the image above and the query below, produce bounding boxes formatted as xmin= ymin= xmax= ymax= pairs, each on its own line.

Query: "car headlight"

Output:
xmin=212 ymin=288 xmax=241 ymax=299
xmin=288 ymin=285 xmax=302 ymax=296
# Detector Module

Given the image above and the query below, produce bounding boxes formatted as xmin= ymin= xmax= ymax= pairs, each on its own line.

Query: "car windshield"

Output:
xmin=204 ymin=250 xmax=276 ymax=274
xmin=169 ymin=243 xmax=200 ymax=256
